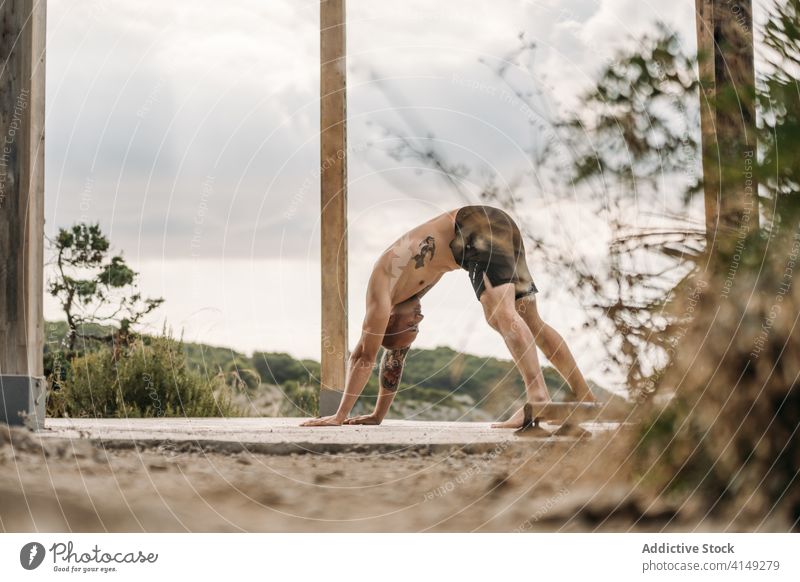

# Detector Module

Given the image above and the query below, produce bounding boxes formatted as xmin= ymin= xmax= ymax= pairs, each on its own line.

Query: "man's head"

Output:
xmin=382 ymin=296 xmax=423 ymax=350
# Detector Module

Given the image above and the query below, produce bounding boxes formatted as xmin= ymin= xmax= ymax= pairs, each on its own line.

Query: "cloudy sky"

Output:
xmin=43 ymin=0 xmax=712 ymax=389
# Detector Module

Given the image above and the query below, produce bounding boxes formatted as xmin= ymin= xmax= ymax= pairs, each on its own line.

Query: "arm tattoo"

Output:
xmin=380 ymin=347 xmax=410 ymax=393
xmin=412 ymin=236 xmax=436 ymax=268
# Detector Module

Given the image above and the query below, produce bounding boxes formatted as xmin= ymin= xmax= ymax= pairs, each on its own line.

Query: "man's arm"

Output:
xmin=344 ymin=346 xmax=409 ymax=425
xmin=301 ymin=279 xmax=391 ymax=427
xmin=344 ymin=281 xmax=434 ymax=424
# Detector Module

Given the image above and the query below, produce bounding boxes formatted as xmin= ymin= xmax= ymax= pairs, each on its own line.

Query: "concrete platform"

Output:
xmin=39 ymin=418 xmax=616 ymax=455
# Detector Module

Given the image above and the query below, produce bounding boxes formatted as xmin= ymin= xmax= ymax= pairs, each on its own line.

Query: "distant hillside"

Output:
xmin=44 ymin=320 xmax=622 ymax=420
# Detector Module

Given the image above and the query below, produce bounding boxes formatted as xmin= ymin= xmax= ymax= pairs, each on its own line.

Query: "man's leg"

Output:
xmin=479 ymin=276 xmax=550 ymax=428
xmin=515 ymin=295 xmax=595 ymax=402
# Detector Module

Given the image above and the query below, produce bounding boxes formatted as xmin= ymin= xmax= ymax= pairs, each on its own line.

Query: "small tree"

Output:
xmin=48 ymin=222 xmax=163 ymax=352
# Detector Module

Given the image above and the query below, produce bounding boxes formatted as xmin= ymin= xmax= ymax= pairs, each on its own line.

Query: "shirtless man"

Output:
xmin=301 ymin=205 xmax=594 ymax=428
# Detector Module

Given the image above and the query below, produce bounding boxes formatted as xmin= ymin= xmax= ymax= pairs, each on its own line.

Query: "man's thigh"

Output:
xmin=479 ymin=274 xmax=518 ymax=319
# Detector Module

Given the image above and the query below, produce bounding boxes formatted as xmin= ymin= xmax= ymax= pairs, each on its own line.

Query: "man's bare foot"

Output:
xmin=343 ymin=414 xmax=382 ymax=425
xmin=492 ymin=408 xmax=524 ymax=428
xmin=491 ymin=401 xmax=551 ymax=429
xmin=491 ymin=405 xmax=528 ymax=428
xmin=300 ymin=415 xmax=344 ymax=427
xmin=491 ymin=418 xmax=524 ymax=429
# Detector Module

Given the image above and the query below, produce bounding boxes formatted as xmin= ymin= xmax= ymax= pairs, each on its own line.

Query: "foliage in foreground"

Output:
xmin=635 ymin=233 xmax=800 ymax=529
xmin=631 ymin=0 xmax=800 ymax=530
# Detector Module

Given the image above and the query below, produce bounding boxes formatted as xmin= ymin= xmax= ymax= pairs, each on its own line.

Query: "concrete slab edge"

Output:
xmin=87 ymin=437 xmax=578 ymax=456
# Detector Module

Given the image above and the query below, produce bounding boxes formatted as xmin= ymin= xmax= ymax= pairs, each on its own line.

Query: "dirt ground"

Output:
xmin=0 ymin=424 xmax=725 ymax=532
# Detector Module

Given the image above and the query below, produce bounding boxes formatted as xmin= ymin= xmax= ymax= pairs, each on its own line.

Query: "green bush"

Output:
xmin=48 ymin=335 xmax=239 ymax=418
xmin=279 ymin=380 xmax=318 ymax=417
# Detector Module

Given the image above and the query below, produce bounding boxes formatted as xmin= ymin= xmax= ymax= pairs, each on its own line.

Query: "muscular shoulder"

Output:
xmin=369 ymin=253 xmax=392 ymax=285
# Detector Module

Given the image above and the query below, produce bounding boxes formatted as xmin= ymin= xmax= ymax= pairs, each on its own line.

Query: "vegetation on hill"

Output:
xmin=45 ymin=321 xmax=618 ymax=420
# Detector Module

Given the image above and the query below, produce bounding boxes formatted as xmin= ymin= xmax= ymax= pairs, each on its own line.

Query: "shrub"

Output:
xmin=279 ymin=380 xmax=318 ymax=417
xmin=48 ymin=335 xmax=239 ymax=418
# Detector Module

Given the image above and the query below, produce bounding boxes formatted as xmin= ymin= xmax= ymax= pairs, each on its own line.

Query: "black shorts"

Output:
xmin=449 ymin=205 xmax=538 ymax=301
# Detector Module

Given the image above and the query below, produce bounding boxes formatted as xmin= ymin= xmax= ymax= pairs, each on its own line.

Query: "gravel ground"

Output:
xmin=0 ymin=425 xmax=711 ymax=532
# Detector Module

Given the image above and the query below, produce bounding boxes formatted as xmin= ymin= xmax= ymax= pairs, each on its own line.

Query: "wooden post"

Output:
xmin=0 ymin=0 xmax=47 ymax=428
xmin=694 ymin=0 xmax=758 ymax=253
xmin=319 ymin=0 xmax=348 ymax=415
xmin=0 ymin=0 xmax=46 ymax=376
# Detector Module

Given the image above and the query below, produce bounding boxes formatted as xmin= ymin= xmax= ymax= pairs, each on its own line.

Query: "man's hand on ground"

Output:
xmin=343 ymin=414 xmax=382 ymax=425
xmin=300 ymin=415 xmax=344 ymax=427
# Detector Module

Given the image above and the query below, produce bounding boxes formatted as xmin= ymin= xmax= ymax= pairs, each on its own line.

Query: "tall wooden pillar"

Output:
xmin=0 ymin=0 xmax=47 ymax=428
xmin=694 ymin=0 xmax=758 ymax=252
xmin=319 ymin=0 xmax=348 ymax=414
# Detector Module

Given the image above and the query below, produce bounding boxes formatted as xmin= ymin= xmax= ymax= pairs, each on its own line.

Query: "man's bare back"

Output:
xmin=372 ymin=209 xmax=461 ymax=307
